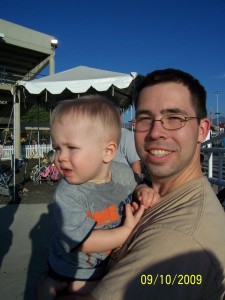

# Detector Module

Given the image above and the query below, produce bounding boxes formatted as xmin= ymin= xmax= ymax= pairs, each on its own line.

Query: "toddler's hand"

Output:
xmin=137 ymin=186 xmax=160 ymax=209
xmin=123 ymin=203 xmax=145 ymax=231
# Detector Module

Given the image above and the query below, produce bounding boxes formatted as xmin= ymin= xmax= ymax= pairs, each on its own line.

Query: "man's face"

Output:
xmin=135 ymin=82 xmax=209 ymax=184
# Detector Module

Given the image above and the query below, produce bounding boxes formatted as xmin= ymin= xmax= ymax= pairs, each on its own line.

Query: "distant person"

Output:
xmin=114 ymin=108 xmax=142 ymax=177
xmin=37 ymin=96 xmax=160 ymax=299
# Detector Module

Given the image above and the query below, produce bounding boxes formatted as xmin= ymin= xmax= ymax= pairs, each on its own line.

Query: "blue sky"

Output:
xmin=1 ymin=0 xmax=225 ymax=121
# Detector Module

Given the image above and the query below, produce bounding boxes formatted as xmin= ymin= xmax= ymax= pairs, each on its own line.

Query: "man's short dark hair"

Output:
xmin=135 ymin=68 xmax=207 ymax=119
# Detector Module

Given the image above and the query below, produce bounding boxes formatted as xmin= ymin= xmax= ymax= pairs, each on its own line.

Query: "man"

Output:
xmin=44 ymin=69 xmax=225 ymax=299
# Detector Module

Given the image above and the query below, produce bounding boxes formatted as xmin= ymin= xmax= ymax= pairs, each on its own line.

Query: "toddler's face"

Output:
xmin=51 ymin=115 xmax=108 ymax=184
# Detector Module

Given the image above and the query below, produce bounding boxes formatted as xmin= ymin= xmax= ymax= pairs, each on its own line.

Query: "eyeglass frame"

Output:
xmin=132 ymin=113 xmax=200 ymax=132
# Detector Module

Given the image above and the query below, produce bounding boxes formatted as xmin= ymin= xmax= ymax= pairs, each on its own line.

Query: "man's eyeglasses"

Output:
xmin=132 ymin=114 xmax=199 ymax=132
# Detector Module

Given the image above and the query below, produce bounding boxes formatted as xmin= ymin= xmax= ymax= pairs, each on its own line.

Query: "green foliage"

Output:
xmin=21 ymin=105 xmax=50 ymax=123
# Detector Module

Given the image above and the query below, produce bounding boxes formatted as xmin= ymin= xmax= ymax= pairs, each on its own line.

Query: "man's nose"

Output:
xmin=145 ymin=120 xmax=166 ymax=140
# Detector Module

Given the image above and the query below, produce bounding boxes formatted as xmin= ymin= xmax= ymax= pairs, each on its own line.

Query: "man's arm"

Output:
xmin=131 ymin=160 xmax=142 ymax=176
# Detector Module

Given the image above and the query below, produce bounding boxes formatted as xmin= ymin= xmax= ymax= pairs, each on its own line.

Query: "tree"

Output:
xmin=21 ymin=104 xmax=50 ymax=123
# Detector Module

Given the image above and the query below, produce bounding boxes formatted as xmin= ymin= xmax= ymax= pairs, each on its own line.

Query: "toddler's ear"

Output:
xmin=103 ymin=141 xmax=117 ymax=163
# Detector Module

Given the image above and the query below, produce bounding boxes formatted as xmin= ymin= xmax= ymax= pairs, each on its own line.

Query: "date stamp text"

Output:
xmin=140 ymin=274 xmax=202 ymax=285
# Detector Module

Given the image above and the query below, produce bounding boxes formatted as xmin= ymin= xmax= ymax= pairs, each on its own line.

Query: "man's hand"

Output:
xmin=36 ymin=273 xmax=68 ymax=300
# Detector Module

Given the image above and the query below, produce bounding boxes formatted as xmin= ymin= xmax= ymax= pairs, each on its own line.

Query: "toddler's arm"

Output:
xmin=77 ymin=185 xmax=160 ymax=255
xmin=78 ymin=203 xmax=145 ymax=254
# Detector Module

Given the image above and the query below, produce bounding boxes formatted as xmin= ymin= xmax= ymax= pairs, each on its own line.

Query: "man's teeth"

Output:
xmin=150 ymin=150 xmax=171 ymax=157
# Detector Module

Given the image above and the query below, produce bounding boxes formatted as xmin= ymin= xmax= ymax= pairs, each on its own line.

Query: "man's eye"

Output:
xmin=139 ymin=117 xmax=152 ymax=122
xmin=167 ymin=116 xmax=183 ymax=121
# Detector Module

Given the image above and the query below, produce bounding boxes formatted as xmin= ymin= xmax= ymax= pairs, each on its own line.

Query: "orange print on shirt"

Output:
xmin=86 ymin=205 xmax=119 ymax=226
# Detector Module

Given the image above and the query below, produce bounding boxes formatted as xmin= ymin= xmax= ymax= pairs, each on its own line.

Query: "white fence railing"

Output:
xmin=1 ymin=144 xmax=53 ymax=160
xmin=201 ymin=131 xmax=225 ymax=192
xmin=1 ymin=133 xmax=225 ymax=193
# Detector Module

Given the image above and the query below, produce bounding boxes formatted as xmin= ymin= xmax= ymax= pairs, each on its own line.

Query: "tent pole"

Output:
xmin=37 ymin=99 xmax=41 ymax=171
xmin=12 ymin=89 xmax=19 ymax=202
xmin=49 ymin=50 xmax=55 ymax=75
xmin=13 ymin=87 xmax=21 ymax=159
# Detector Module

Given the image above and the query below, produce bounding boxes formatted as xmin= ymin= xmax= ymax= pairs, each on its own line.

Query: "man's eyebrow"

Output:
xmin=136 ymin=108 xmax=188 ymax=116
xmin=135 ymin=110 xmax=152 ymax=117
xmin=160 ymin=108 xmax=188 ymax=115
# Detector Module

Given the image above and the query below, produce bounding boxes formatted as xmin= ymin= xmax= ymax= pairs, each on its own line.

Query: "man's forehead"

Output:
xmin=138 ymin=82 xmax=189 ymax=98
xmin=137 ymin=84 xmax=192 ymax=110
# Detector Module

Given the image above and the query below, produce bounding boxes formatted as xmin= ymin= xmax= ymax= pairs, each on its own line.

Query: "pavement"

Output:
xmin=0 ymin=203 xmax=53 ymax=300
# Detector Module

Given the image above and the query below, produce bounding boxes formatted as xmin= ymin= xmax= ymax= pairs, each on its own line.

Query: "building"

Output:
xmin=0 ymin=19 xmax=58 ymax=156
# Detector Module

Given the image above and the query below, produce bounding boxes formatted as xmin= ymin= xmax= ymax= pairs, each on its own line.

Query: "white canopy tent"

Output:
xmin=18 ymin=65 xmax=140 ymax=107
xmin=14 ymin=66 xmax=141 ymax=158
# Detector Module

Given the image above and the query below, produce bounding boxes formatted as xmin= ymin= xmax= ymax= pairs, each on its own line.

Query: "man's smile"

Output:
xmin=148 ymin=149 xmax=172 ymax=157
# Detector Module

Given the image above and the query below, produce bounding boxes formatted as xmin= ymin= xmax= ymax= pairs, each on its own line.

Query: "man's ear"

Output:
xmin=198 ymin=118 xmax=210 ymax=143
xmin=103 ymin=141 xmax=118 ymax=163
